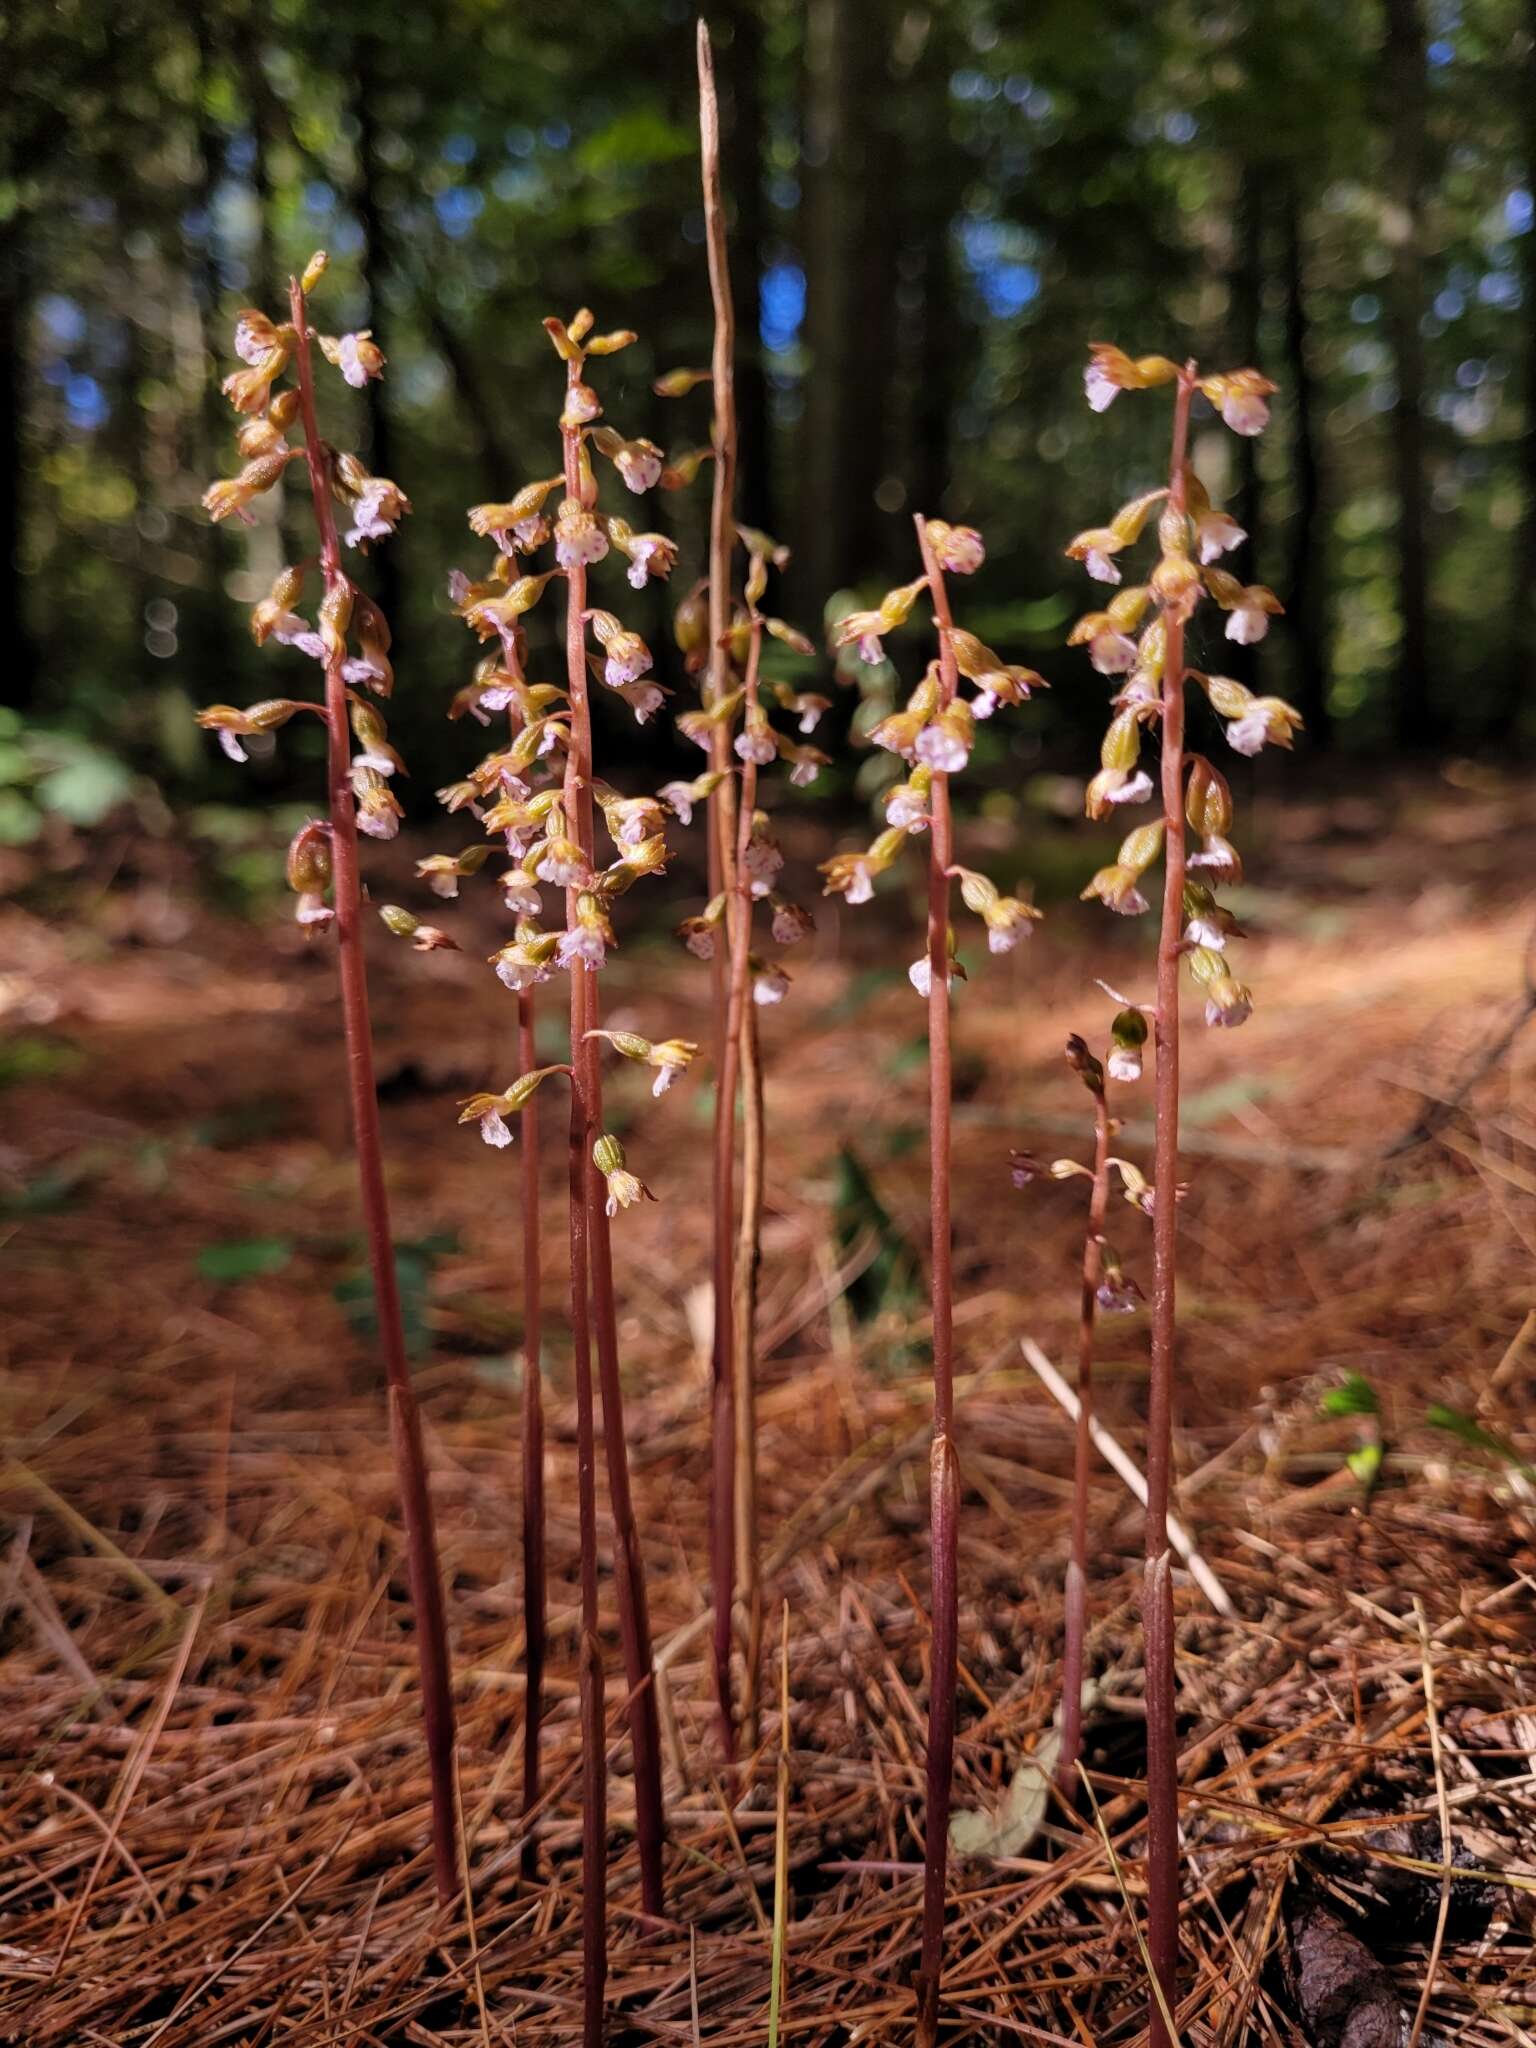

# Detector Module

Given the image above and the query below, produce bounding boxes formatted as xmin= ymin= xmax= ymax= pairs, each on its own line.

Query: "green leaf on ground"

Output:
xmin=198 ymin=1237 xmax=294 ymax=1284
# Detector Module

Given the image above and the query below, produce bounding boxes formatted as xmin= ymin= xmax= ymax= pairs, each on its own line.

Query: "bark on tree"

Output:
xmin=0 ymin=220 xmax=35 ymax=713
xmin=1282 ymin=187 xmax=1330 ymax=745
xmin=1382 ymin=0 xmax=1433 ymax=748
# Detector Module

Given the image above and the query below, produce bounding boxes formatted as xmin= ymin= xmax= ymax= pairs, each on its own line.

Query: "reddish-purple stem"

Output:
xmin=699 ymin=18 xmax=740 ymax=1764
xmin=914 ymin=514 xmax=959 ymax=2048
xmin=556 ymin=437 xmax=609 ymax=2042
xmin=287 ymin=275 xmax=458 ymax=1906
xmin=518 ymin=984 xmax=545 ymax=1883
xmin=1059 ymin=1082 xmax=1111 ymax=1796
xmin=559 ymin=369 xmax=666 ymax=1916
xmin=1146 ymin=364 xmax=1197 ymax=2045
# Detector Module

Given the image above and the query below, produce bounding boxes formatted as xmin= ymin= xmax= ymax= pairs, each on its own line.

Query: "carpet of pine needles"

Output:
xmin=3 ymin=768 xmax=1535 ymax=2046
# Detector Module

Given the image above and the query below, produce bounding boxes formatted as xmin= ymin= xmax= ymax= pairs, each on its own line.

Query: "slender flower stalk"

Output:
xmin=200 ymin=256 xmax=458 ymax=1903
xmin=824 ymin=509 xmax=1038 ymax=2045
xmin=914 ymin=515 xmax=960 ymax=2048
xmin=733 ymin=969 xmax=766 ymax=1747
xmin=426 ymin=309 xmax=702 ymax=1947
xmin=698 ymin=20 xmax=742 ymax=1760
xmin=555 ymin=335 xmax=667 ymax=1920
xmin=669 ymin=31 xmax=826 ymax=1759
xmin=1058 ymin=1041 xmax=1112 ymax=1795
xmin=517 ymin=984 xmax=545 ymax=1883
xmin=1068 ymin=340 xmax=1293 ymax=2044
xmin=1144 ymin=367 xmax=1195 ymax=2038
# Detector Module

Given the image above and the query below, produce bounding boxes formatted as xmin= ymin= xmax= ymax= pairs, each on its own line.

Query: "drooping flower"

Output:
xmin=914 ymin=701 xmax=975 ymax=777
xmin=885 ymin=777 xmax=931 ymax=833
xmin=926 ymin=521 xmax=985 ymax=575
xmin=735 ymin=723 xmax=777 ymax=767
xmin=771 ymin=899 xmax=815 ymax=946
xmin=1081 ymin=864 xmax=1150 ymax=917
xmin=489 ymin=931 xmax=559 ymax=992
xmin=344 ymin=477 xmax=411 ymax=549
xmin=554 ymin=499 xmax=609 ymax=569
xmin=1194 ymin=509 xmax=1246 ymax=564
xmin=1096 ymin=1267 xmax=1145 ymax=1314
xmin=613 ymin=438 xmax=664 ymax=494
xmin=321 ymin=330 xmax=385 ymax=388
xmin=593 ymin=1132 xmax=654 ymax=1216
xmin=752 ymin=960 xmax=790 ymax=1005
xmin=624 ymin=533 xmax=677 ymax=589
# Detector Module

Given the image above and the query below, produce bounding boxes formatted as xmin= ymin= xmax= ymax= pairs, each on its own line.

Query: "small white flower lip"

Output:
xmin=479 ymin=1108 xmax=514 ymax=1148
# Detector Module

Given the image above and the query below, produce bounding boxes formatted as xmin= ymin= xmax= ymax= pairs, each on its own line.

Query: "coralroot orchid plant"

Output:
xmin=1067 ymin=340 xmax=1298 ymax=2044
xmin=197 ymin=254 xmax=459 ymax=1903
xmin=650 ymin=22 xmax=829 ymax=1760
xmin=1012 ymin=1023 xmax=1158 ymax=1795
xmin=404 ymin=307 xmax=692 ymax=1983
xmin=664 ymin=523 xmax=821 ymax=1758
xmin=824 ymin=514 xmax=1042 ymax=2045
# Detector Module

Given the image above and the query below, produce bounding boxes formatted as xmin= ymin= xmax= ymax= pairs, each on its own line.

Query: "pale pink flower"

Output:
xmin=1084 ymin=363 xmax=1119 ymax=412
xmin=1105 ymin=770 xmax=1155 ymax=808
xmin=934 ymin=525 xmax=985 ymax=574
xmin=479 ymin=1109 xmax=514 ymax=1148
xmin=495 ymin=955 xmax=551 ymax=994
xmin=295 ymin=893 xmax=333 ymax=929
xmin=270 ymin=612 xmax=326 ymax=659
xmin=1090 ymin=629 xmax=1138 ymax=675
xmin=1225 ymin=603 xmax=1271 ymax=646
xmin=502 ymin=875 xmax=542 ymax=916
xmin=1221 ymin=392 xmax=1269 ymax=436
xmin=753 ymin=963 xmax=790 ymax=1006
xmin=1085 ymin=548 xmax=1122 ymax=585
xmin=345 ymin=481 xmax=402 ymax=548
xmin=1225 ymin=707 xmax=1270 ymax=754
xmin=659 ymin=781 xmax=696 ymax=825
xmin=886 ymin=787 xmax=929 ymax=833
xmin=336 ymin=333 xmax=378 ymax=388
xmin=616 ymin=680 xmax=664 ymax=724
xmin=735 ymin=729 xmax=777 ymax=766
xmin=915 ymin=723 xmax=969 ymax=775
xmin=555 ymin=512 xmax=608 ymax=569
xmin=615 ymin=443 xmax=663 ymax=493
xmin=557 ymin=925 xmax=607 ymax=971
xmin=1196 ymin=510 xmax=1246 ymax=563
xmin=626 ymin=537 xmax=669 ymax=589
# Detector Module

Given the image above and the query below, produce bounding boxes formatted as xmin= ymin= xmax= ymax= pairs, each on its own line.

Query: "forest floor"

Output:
xmin=2 ymin=767 xmax=1535 ymax=2046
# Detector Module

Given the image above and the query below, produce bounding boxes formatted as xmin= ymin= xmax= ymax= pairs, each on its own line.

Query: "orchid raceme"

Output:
xmin=823 ymin=510 xmax=1040 ymax=2047
xmin=1065 ymin=341 xmax=1297 ymax=2048
xmin=199 ymin=253 xmax=458 ymax=1905
xmin=388 ymin=307 xmax=693 ymax=1984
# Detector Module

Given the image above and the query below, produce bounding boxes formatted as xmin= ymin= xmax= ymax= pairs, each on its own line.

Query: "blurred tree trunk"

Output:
xmin=799 ymin=0 xmax=896 ymax=611
xmin=1382 ymin=0 xmax=1432 ymax=748
xmin=0 ymin=219 xmax=34 ymax=712
xmin=1499 ymin=0 xmax=1536 ymax=745
xmin=846 ymin=22 xmax=897 ymax=576
xmin=722 ymin=0 xmax=771 ymax=535
xmin=911 ymin=200 xmax=952 ymax=524
xmin=235 ymin=3 xmax=280 ymax=313
xmin=352 ymin=46 xmax=403 ymax=645
xmin=799 ymin=0 xmax=858 ymax=615
xmin=1282 ymin=187 xmax=1329 ymax=746
xmin=1227 ymin=159 xmax=1264 ymax=688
